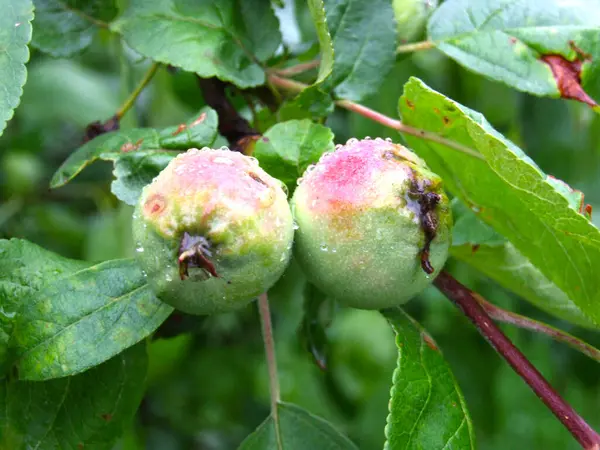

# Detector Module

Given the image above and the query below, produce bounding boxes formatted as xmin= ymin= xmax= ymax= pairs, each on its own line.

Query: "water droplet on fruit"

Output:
xmin=364 ymin=136 xmax=371 ymax=140
xmin=165 ymin=273 xmax=173 ymax=282
xmin=248 ymin=156 xmax=259 ymax=165
xmin=214 ymin=156 xmax=233 ymax=165
xmin=305 ymin=164 xmax=316 ymax=174
xmin=335 ymin=144 xmax=342 ymax=150
xmin=297 ymin=177 xmax=304 ymax=185
xmin=320 ymin=244 xmax=328 ymax=252
xmin=346 ymin=137 xmax=358 ymax=145
xmin=385 ymin=137 xmax=393 ymax=142
xmin=219 ymin=146 xmax=230 ymax=151
xmin=293 ymin=221 xmax=300 ymax=230
xmin=331 ymin=248 xmax=337 ymax=253
xmin=136 ymin=246 xmax=144 ymax=253
xmin=280 ymin=253 xmax=286 ymax=261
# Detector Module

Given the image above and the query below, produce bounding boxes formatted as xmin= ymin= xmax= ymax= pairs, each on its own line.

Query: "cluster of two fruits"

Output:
xmin=133 ymin=139 xmax=452 ymax=315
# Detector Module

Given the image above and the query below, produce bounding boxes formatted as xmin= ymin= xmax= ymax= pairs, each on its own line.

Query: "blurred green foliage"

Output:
xmin=1 ymin=1 xmax=599 ymax=449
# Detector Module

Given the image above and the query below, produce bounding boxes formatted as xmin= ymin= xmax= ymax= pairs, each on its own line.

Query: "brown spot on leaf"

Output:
xmin=172 ymin=123 xmax=188 ymax=136
xmin=101 ymin=413 xmax=112 ymax=421
xmin=472 ymin=244 xmax=480 ymax=253
xmin=509 ymin=37 xmax=517 ymax=44
xmin=405 ymin=99 xmax=415 ymax=109
xmin=190 ymin=112 xmax=207 ymax=127
xmin=541 ymin=53 xmax=597 ymax=107
xmin=121 ymin=139 xmax=144 ymax=153
xmin=422 ymin=332 xmax=439 ymax=351
xmin=77 ymin=444 xmax=84 ymax=450
xmin=584 ymin=204 xmax=593 ymax=219
xmin=83 ymin=115 xmax=119 ymax=143
xmin=433 ymin=107 xmax=440 ymax=114
xmin=443 ymin=116 xmax=450 ymax=125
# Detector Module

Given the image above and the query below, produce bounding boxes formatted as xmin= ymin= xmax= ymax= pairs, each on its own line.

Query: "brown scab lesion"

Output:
xmin=407 ymin=175 xmax=442 ymax=275
xmin=178 ymin=232 xmax=219 ymax=280
xmin=144 ymin=194 xmax=167 ymax=216
xmin=248 ymin=171 xmax=268 ymax=187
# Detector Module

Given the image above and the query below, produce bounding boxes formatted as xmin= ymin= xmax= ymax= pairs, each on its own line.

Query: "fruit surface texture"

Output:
xmin=133 ymin=148 xmax=294 ymax=315
xmin=292 ymin=138 xmax=452 ymax=309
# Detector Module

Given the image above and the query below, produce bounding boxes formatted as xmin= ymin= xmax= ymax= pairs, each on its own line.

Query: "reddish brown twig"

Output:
xmin=434 ymin=271 xmax=600 ymax=450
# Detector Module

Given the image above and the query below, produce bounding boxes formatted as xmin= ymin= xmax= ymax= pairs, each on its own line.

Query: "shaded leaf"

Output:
xmin=450 ymin=199 xmax=595 ymax=328
xmin=50 ymin=107 xmax=218 ymax=205
xmin=253 ymin=119 xmax=335 ymax=194
xmin=428 ymin=0 xmax=600 ymax=105
xmin=11 ymin=257 xmax=171 ymax=380
xmin=399 ymin=77 xmax=600 ymax=326
xmin=0 ymin=0 xmax=33 ymax=136
xmin=238 ymin=402 xmax=359 ymax=450
xmin=382 ymin=308 xmax=475 ymax=450
xmin=1 ymin=343 xmax=147 ymax=450
xmin=112 ymin=0 xmax=281 ymax=88
xmin=324 ymin=0 xmax=396 ymax=101
xmin=299 ymin=283 xmax=331 ymax=370
xmin=31 ymin=0 xmax=117 ymax=56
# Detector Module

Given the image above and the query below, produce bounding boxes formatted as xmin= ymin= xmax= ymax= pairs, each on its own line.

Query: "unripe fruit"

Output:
xmin=393 ymin=0 xmax=438 ymax=44
xmin=133 ymin=148 xmax=294 ymax=315
xmin=292 ymin=138 xmax=451 ymax=310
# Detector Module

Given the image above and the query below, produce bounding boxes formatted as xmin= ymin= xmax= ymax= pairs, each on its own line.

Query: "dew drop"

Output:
xmin=165 ymin=273 xmax=173 ymax=282
xmin=280 ymin=253 xmax=287 ymax=262
xmin=335 ymin=144 xmax=343 ymax=150
xmin=320 ymin=244 xmax=328 ymax=252
xmin=136 ymin=246 xmax=145 ymax=253
xmin=305 ymin=164 xmax=316 ymax=174
xmin=364 ymin=136 xmax=371 ymax=140
xmin=292 ymin=221 xmax=300 ymax=230
xmin=346 ymin=137 xmax=359 ymax=146
xmin=219 ymin=146 xmax=230 ymax=151
xmin=248 ymin=156 xmax=259 ymax=165
xmin=331 ymin=248 xmax=337 ymax=253
xmin=385 ymin=137 xmax=393 ymax=142
xmin=214 ymin=156 xmax=234 ymax=165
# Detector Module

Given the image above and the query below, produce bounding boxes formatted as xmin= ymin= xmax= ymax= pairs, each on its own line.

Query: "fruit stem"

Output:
xmin=267 ymin=74 xmax=484 ymax=161
xmin=434 ymin=271 xmax=600 ymax=450
xmin=258 ymin=293 xmax=283 ymax=448
xmin=473 ymin=293 xmax=600 ymax=365
xmin=115 ymin=62 xmax=160 ymax=120
xmin=396 ymin=40 xmax=435 ymax=54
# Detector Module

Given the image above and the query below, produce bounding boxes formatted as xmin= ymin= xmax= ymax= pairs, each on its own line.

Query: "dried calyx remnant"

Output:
xmin=132 ymin=147 xmax=294 ymax=315
xmin=292 ymin=137 xmax=452 ymax=310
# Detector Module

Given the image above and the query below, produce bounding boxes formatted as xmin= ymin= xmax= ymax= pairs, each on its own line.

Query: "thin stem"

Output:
xmin=396 ymin=40 xmax=435 ymax=54
xmin=271 ymin=59 xmax=321 ymax=77
xmin=115 ymin=62 xmax=160 ymax=120
xmin=268 ymin=74 xmax=484 ymax=160
xmin=434 ymin=271 xmax=600 ymax=450
xmin=258 ymin=293 xmax=283 ymax=449
xmin=474 ymin=294 xmax=600 ymax=364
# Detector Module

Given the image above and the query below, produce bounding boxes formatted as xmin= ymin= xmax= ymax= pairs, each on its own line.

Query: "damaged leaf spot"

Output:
xmin=172 ymin=123 xmax=188 ymax=136
xmin=121 ymin=138 xmax=144 ymax=153
xmin=422 ymin=331 xmax=439 ymax=351
xmin=405 ymin=99 xmax=415 ymax=109
xmin=190 ymin=112 xmax=207 ymax=127
xmin=541 ymin=50 xmax=597 ymax=107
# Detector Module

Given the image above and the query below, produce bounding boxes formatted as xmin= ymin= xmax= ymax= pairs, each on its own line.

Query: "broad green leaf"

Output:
xmin=238 ymin=402 xmax=359 ymax=450
xmin=0 ymin=239 xmax=89 ymax=375
xmin=112 ymin=0 xmax=281 ymax=88
xmin=31 ymin=0 xmax=117 ymax=56
xmin=399 ymin=77 xmax=600 ymax=326
xmin=428 ymin=0 xmax=600 ymax=104
xmin=450 ymin=199 xmax=595 ymax=328
xmin=1 ymin=343 xmax=147 ymax=450
xmin=10 ymin=255 xmax=172 ymax=380
xmin=324 ymin=0 xmax=396 ymax=101
xmin=299 ymin=283 xmax=331 ymax=370
xmin=278 ymin=86 xmax=334 ymax=121
xmin=0 ymin=0 xmax=33 ymax=136
xmin=51 ymin=107 xmax=218 ymax=205
xmin=382 ymin=308 xmax=475 ymax=450
xmin=307 ymin=0 xmax=334 ymax=83
xmin=253 ymin=119 xmax=335 ymax=194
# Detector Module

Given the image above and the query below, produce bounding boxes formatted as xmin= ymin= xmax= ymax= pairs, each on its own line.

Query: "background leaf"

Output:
xmin=10 ymin=254 xmax=171 ymax=380
xmin=1 ymin=343 xmax=147 ymax=450
xmin=428 ymin=0 xmax=600 ymax=104
xmin=383 ymin=308 xmax=475 ymax=450
xmin=112 ymin=0 xmax=281 ymax=88
xmin=307 ymin=0 xmax=334 ymax=83
xmin=0 ymin=0 xmax=33 ymax=136
xmin=450 ymin=199 xmax=595 ymax=328
xmin=50 ymin=107 xmax=218 ymax=205
xmin=253 ymin=119 xmax=335 ymax=193
xmin=238 ymin=402 xmax=359 ymax=450
xmin=323 ymin=0 xmax=396 ymax=101
xmin=399 ymin=77 xmax=600 ymax=327
xmin=31 ymin=0 xmax=117 ymax=57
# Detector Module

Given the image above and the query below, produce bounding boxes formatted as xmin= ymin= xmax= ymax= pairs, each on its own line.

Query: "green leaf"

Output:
xmin=0 ymin=0 xmax=33 ymax=136
xmin=253 ymin=119 xmax=335 ymax=194
xmin=111 ymin=0 xmax=281 ymax=88
xmin=50 ymin=107 xmax=218 ymax=205
xmin=278 ymin=86 xmax=335 ymax=121
xmin=450 ymin=199 xmax=595 ymax=328
xmin=299 ymin=283 xmax=332 ymax=370
xmin=307 ymin=0 xmax=334 ymax=83
xmin=382 ymin=308 xmax=475 ymax=450
xmin=1 ymin=343 xmax=147 ymax=450
xmin=399 ymin=77 xmax=600 ymax=326
xmin=31 ymin=0 xmax=117 ymax=56
xmin=0 ymin=239 xmax=89 ymax=375
xmin=11 ymin=257 xmax=171 ymax=380
xmin=324 ymin=0 xmax=396 ymax=101
xmin=428 ymin=0 xmax=600 ymax=104
xmin=238 ymin=402 xmax=359 ymax=450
